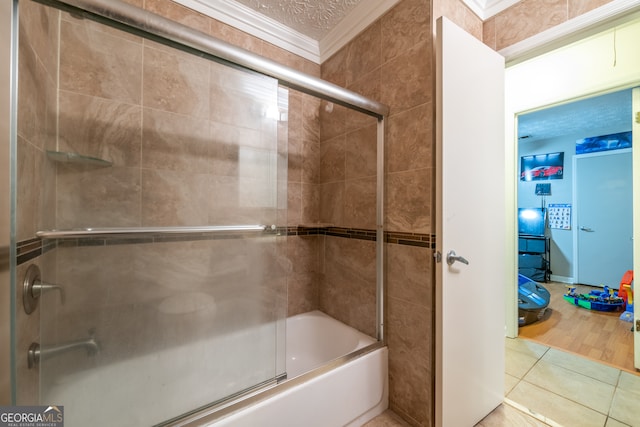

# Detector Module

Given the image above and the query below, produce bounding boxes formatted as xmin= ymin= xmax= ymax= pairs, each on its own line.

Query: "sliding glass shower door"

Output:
xmin=16 ymin=1 xmax=287 ymax=425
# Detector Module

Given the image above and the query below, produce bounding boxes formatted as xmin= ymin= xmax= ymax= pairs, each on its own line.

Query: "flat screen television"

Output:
xmin=518 ymin=208 xmax=546 ymax=236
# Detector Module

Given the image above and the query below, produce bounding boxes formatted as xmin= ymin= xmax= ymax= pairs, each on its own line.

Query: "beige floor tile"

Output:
xmin=541 ymin=348 xmax=621 ymax=386
xmin=507 ymin=381 xmax=607 ymax=427
xmin=605 ymin=418 xmax=631 ymax=427
xmin=617 ymin=371 xmax=640 ymax=392
xmin=475 ymin=403 xmax=551 ymax=426
xmin=609 ymin=385 xmax=640 ymax=426
xmin=523 ymin=360 xmax=615 ymax=414
xmin=507 ymin=338 xmax=550 ymax=359
xmin=506 ymin=373 xmax=520 ymax=394
xmin=506 ymin=347 xmax=540 ymax=379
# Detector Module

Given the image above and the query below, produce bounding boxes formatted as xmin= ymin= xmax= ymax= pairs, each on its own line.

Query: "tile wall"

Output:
xmin=483 ymin=0 xmax=616 ymax=51
xmin=319 ymin=0 xmax=620 ymax=424
xmin=321 ymin=0 xmax=435 ymax=424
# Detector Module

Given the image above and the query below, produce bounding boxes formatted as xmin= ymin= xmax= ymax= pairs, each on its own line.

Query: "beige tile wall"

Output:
xmin=483 ymin=0 xmax=616 ymax=51
xmin=285 ymin=88 xmax=323 ymax=316
xmin=318 ymin=0 xmax=481 ymax=425
xmin=56 ymin=10 xmax=284 ymax=228
xmin=320 ymin=236 xmax=377 ymax=337
xmin=17 ymin=1 xmax=58 ymax=243
xmin=321 ymin=0 xmax=435 ymax=425
xmin=433 ymin=0 xmax=483 ymax=40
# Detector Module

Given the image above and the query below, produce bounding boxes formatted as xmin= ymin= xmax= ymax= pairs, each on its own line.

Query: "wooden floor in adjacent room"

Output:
xmin=518 ymin=281 xmax=637 ymax=374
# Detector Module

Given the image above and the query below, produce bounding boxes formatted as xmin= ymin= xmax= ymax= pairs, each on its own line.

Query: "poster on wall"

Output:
xmin=548 ymin=203 xmax=571 ymax=230
xmin=576 ymin=131 xmax=631 ymax=155
xmin=520 ymin=152 xmax=564 ymax=181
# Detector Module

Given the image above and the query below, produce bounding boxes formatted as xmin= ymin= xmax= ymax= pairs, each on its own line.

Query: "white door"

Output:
xmin=576 ymin=150 xmax=633 ymax=288
xmin=435 ymin=17 xmax=506 ymax=427
xmin=633 ymin=87 xmax=640 ymax=370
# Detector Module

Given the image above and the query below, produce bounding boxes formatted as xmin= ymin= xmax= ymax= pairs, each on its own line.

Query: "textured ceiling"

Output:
xmin=184 ymin=0 xmax=523 ymax=62
xmin=518 ymin=89 xmax=633 ymax=143
xmin=228 ymin=0 xmax=520 ymax=41
xmin=232 ymin=0 xmax=362 ymax=40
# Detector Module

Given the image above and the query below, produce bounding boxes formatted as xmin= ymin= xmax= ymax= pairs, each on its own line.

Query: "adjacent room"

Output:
xmin=516 ymin=88 xmax=635 ymax=373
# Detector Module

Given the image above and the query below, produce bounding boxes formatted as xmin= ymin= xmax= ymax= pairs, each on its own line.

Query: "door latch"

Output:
xmin=434 ymin=251 xmax=442 ymax=263
xmin=636 ymin=319 xmax=640 ymax=332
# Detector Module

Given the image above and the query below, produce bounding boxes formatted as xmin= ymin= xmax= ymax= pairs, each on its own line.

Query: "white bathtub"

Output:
xmin=41 ymin=310 xmax=388 ymax=427
xmin=285 ymin=310 xmax=379 ymax=378
xmin=207 ymin=311 xmax=388 ymax=427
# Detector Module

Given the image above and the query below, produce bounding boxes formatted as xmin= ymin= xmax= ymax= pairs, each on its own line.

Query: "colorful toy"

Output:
xmin=618 ymin=270 xmax=634 ymax=322
xmin=518 ymin=274 xmax=550 ymax=326
xmin=563 ymin=285 xmax=625 ymax=312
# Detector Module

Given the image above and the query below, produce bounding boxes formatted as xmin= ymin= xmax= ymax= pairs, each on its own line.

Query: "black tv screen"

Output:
xmin=518 ymin=208 xmax=546 ymax=236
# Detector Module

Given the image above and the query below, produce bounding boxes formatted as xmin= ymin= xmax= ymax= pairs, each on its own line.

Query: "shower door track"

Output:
xmin=34 ymin=0 xmax=390 ymax=119
xmin=36 ymin=225 xmax=270 ymax=239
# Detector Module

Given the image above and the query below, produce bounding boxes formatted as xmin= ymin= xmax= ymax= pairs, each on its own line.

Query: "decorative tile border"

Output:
xmin=385 ymin=231 xmax=434 ymax=248
xmin=16 ymin=225 xmax=434 ymax=265
xmin=283 ymin=226 xmax=434 ymax=248
xmin=16 ymin=237 xmax=55 ymax=265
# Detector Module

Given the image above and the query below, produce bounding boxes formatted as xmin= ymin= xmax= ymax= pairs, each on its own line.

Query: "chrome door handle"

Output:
xmin=580 ymin=226 xmax=594 ymax=232
xmin=446 ymin=250 xmax=469 ymax=266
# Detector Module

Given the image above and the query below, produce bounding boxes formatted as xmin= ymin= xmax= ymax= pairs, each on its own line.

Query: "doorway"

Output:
xmin=505 ymin=12 xmax=640 ymax=353
xmin=504 ymin=13 xmax=640 ymax=424
xmin=515 ymin=89 xmax=635 ymax=373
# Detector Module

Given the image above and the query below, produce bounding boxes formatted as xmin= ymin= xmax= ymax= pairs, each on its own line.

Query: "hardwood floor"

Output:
xmin=518 ymin=281 xmax=637 ymax=374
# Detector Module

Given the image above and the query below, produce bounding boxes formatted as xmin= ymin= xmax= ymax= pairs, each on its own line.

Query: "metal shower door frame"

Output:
xmin=0 ymin=0 xmax=18 ymax=406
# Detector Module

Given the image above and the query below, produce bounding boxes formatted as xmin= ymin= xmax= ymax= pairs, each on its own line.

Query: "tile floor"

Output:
xmin=365 ymin=404 xmax=550 ymax=426
xmin=505 ymin=338 xmax=640 ymax=427
xmin=366 ymin=338 xmax=640 ymax=427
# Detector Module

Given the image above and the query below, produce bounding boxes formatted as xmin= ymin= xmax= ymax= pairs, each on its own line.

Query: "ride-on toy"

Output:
xmin=518 ymin=274 xmax=551 ymax=326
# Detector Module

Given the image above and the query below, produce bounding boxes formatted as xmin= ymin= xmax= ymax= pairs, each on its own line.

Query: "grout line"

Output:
xmin=606 ymin=371 xmax=623 ymax=423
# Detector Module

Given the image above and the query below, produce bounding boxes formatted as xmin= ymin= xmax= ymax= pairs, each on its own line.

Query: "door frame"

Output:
xmin=573 ymin=148 xmax=633 ymax=286
xmin=504 ymin=15 xmax=640 ymax=338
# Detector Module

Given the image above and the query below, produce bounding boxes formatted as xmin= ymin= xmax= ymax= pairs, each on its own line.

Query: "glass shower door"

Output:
xmin=16 ymin=2 xmax=288 ymax=425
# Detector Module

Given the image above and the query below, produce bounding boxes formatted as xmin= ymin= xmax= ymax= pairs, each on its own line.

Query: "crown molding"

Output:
xmin=319 ymin=0 xmax=401 ymax=63
xmin=173 ymin=0 xmax=321 ymax=63
xmin=462 ymin=0 xmax=521 ymax=20
xmin=500 ymin=0 xmax=640 ymax=65
xmin=173 ymin=0 xmax=402 ymax=65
